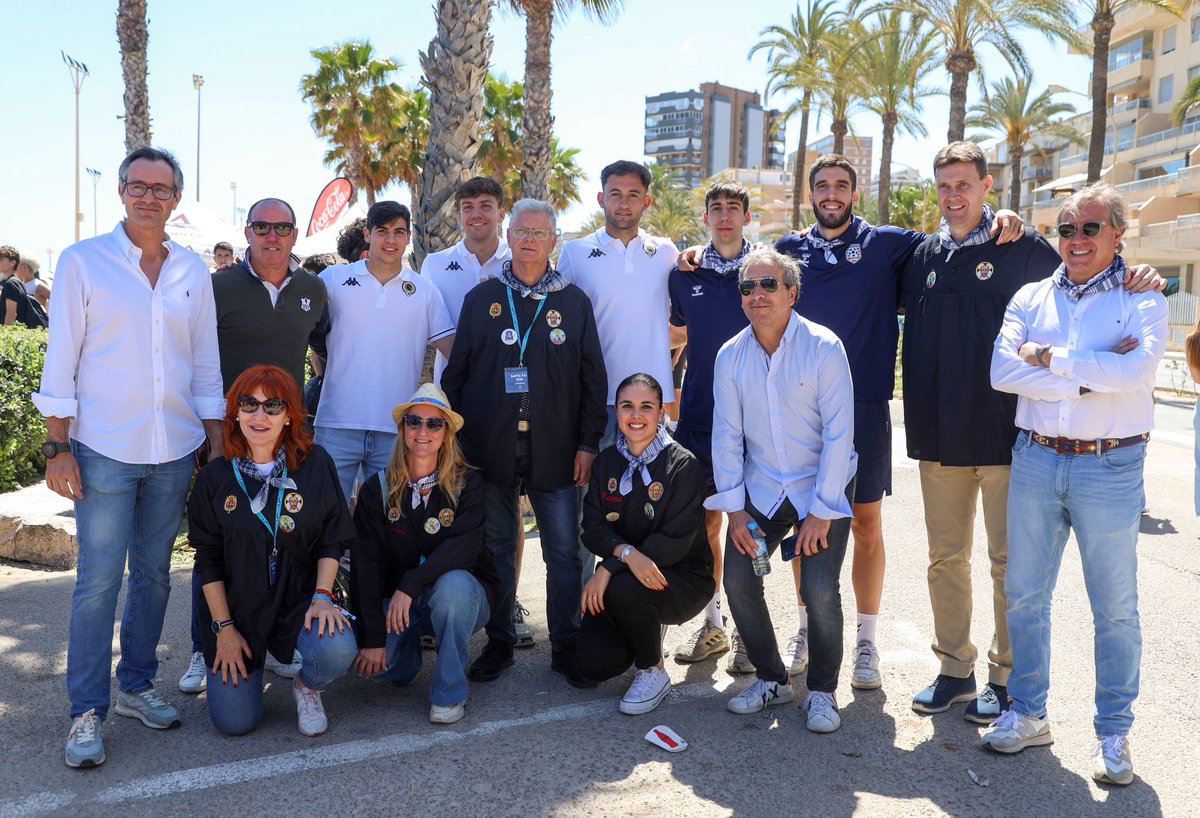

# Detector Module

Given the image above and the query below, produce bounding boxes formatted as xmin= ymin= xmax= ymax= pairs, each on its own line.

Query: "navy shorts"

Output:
xmin=853 ymin=399 xmax=892 ymax=504
xmin=672 ymin=423 xmax=716 ymax=499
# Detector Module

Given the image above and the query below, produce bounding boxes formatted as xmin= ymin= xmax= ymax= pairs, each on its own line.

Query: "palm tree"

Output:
xmin=504 ymin=0 xmax=623 ymax=200
xmin=547 ymin=140 xmax=585 ymax=210
xmin=814 ymin=23 xmax=870 ymax=156
xmin=889 ymin=180 xmax=941 ymax=232
xmin=968 ymin=75 xmax=1083 ymax=210
xmin=750 ymin=0 xmax=843 ymax=229
xmin=116 ymin=0 xmax=151 ymax=152
xmin=1173 ymin=75 xmax=1200 ymax=126
xmin=643 ymin=162 xmax=705 ymax=245
xmin=415 ymin=0 xmax=495 ymax=268
xmin=1082 ymin=1 xmax=1184 ymax=183
xmin=863 ymin=0 xmax=1077 ymax=142
xmin=300 ymin=41 xmax=404 ymax=207
xmin=854 ymin=12 xmax=939 ymax=224
xmin=477 ymin=74 xmax=525 ymax=193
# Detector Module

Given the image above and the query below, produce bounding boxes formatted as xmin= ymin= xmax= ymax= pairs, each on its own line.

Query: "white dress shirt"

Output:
xmin=705 ymin=312 xmax=857 ymax=520
xmin=33 ymin=222 xmax=224 ymax=464
xmin=423 ymin=238 xmax=511 ymax=381
xmin=991 ymin=275 xmax=1167 ymax=439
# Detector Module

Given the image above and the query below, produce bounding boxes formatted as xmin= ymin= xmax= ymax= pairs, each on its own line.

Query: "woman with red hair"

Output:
xmin=187 ymin=365 xmax=357 ymax=736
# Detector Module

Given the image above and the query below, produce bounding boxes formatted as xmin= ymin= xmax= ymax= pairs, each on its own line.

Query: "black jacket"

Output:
xmin=442 ymin=277 xmax=608 ymax=490
xmin=189 ymin=446 xmax=354 ymax=670
xmin=349 ymin=468 xmax=500 ymax=650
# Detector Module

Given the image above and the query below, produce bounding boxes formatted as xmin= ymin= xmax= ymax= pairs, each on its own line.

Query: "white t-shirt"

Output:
xmin=422 ymin=238 xmax=511 ymax=381
xmin=558 ymin=228 xmax=679 ymax=404
xmin=316 ymin=260 xmax=454 ymax=433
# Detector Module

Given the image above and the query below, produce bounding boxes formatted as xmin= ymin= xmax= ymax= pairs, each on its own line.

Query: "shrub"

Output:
xmin=0 ymin=324 xmax=47 ymax=491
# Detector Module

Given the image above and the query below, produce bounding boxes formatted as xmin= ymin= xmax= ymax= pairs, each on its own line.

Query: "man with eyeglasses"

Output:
xmin=706 ymin=247 xmax=856 ymax=734
xmin=33 ymin=146 xmax=225 ymax=769
xmin=314 ymin=200 xmax=455 ymax=503
xmin=985 ymin=184 xmax=1166 ymax=786
xmin=443 ymin=199 xmax=607 ymax=687
xmin=177 ymin=197 xmax=332 ymax=695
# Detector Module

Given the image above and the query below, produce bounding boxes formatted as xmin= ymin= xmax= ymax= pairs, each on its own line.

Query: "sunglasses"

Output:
xmin=237 ymin=396 xmax=288 ymax=416
xmin=738 ymin=277 xmax=781 ymax=296
xmin=249 ymin=221 xmax=296 ymax=237
xmin=403 ymin=414 xmax=448 ymax=432
xmin=1056 ymin=221 xmax=1106 ymax=239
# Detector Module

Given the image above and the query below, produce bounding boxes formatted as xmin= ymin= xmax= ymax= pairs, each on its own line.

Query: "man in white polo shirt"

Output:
xmin=315 ymin=200 xmax=455 ymax=501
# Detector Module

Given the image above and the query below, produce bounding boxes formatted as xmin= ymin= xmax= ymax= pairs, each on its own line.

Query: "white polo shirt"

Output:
xmin=558 ymin=228 xmax=679 ymax=404
xmin=316 ymin=260 xmax=454 ymax=433
xmin=422 ymin=239 xmax=511 ymax=381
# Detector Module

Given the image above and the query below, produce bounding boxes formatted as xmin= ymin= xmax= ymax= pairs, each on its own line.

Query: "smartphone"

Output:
xmin=780 ymin=533 xmax=799 ymax=562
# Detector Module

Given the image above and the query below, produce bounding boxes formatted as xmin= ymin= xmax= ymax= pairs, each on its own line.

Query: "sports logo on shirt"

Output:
xmin=284 ymin=492 xmax=304 ymax=514
xmin=643 ymin=242 xmax=657 ymax=257
xmin=402 ymin=280 xmax=416 ymax=296
xmin=342 ymin=277 xmax=361 ymax=286
xmin=845 ymin=244 xmax=862 ymax=264
xmin=588 ymin=249 xmax=605 ymax=259
xmin=691 ymin=284 xmax=704 ymax=297
xmin=300 ymin=297 xmax=311 ymax=312
xmin=925 ymin=271 xmax=937 ymax=289
xmin=975 ymin=262 xmax=994 ymax=281
xmin=489 ymin=302 xmax=502 ymax=318
xmin=446 ymin=261 xmax=463 ymax=271
xmin=546 ymin=310 xmax=562 ymax=328
xmin=439 ymin=508 xmax=455 ymax=527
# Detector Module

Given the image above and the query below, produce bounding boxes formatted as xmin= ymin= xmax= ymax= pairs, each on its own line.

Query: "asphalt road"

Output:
xmin=0 ymin=400 xmax=1196 ymax=818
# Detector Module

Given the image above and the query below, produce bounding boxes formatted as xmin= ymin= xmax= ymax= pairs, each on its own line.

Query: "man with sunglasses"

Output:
xmin=34 ymin=146 xmax=225 ymax=768
xmin=986 ymin=184 xmax=1166 ymax=785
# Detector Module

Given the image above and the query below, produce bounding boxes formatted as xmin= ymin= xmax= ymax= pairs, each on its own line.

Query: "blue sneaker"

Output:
xmin=912 ymin=673 xmax=976 ymax=714
xmin=965 ymin=682 xmax=1009 ymax=724
xmin=114 ymin=687 xmax=181 ymax=729
xmin=65 ymin=709 xmax=105 ymax=768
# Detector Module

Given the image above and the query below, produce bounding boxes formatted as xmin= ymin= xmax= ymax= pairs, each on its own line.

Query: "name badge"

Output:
xmin=504 ymin=366 xmax=530 ymax=393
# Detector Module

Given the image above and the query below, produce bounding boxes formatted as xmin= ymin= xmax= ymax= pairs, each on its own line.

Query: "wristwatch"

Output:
xmin=211 ymin=619 xmax=235 ymax=634
xmin=41 ymin=440 xmax=71 ymax=459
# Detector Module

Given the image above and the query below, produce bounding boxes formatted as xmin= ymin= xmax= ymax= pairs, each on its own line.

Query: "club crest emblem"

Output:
xmin=300 ymin=297 xmax=311 ymax=312
xmin=549 ymin=328 xmax=566 ymax=345
xmin=439 ymin=508 xmax=455 ymax=528
xmin=387 ymin=507 xmax=401 ymax=522
xmin=546 ymin=310 xmax=562 ymax=328
xmin=279 ymin=515 xmax=295 ymax=533
xmin=489 ymin=302 xmax=502 ymax=318
xmin=402 ymin=280 xmax=416 ymax=296
xmin=224 ymin=495 xmax=237 ymax=513
xmin=424 ymin=517 xmax=442 ymax=534
xmin=925 ymin=271 xmax=937 ymax=289
xmin=608 ymin=477 xmax=618 ymax=492
xmin=648 ymin=482 xmax=664 ymax=501
xmin=643 ymin=242 xmax=657 ymax=257
xmin=845 ymin=244 xmax=862 ymax=264
xmin=975 ymin=262 xmax=994 ymax=281
xmin=284 ymin=492 xmax=303 ymax=514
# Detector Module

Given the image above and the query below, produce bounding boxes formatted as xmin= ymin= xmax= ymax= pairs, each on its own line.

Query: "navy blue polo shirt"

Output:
xmin=776 ymin=216 xmax=924 ymax=401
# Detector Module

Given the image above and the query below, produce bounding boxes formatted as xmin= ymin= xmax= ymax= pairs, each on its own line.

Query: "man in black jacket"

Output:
xmin=443 ymin=198 xmax=608 ymax=686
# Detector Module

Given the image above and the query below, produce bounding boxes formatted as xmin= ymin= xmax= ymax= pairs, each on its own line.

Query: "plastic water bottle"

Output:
xmin=748 ymin=521 xmax=771 ymax=576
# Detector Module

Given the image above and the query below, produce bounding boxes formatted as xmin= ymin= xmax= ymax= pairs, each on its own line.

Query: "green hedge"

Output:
xmin=0 ymin=325 xmax=47 ymax=492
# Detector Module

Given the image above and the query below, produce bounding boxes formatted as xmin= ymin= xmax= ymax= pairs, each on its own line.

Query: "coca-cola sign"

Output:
xmin=306 ymin=178 xmax=353 ymax=237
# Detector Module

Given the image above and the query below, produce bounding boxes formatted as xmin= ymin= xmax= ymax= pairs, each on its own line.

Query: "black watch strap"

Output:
xmin=211 ymin=619 xmax=235 ymax=634
xmin=41 ymin=440 xmax=71 ymax=458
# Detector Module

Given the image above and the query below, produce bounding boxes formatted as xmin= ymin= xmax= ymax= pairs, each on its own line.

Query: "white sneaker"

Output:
xmin=430 ymin=701 xmax=466 ymax=725
xmin=266 ymin=649 xmax=303 ymax=679
xmin=786 ymin=629 xmax=809 ymax=676
xmin=179 ymin=651 xmax=207 ymax=694
xmin=1092 ymin=734 xmax=1134 ymax=785
xmin=726 ymin=678 xmax=794 ymax=715
xmin=804 ymin=691 xmax=841 ymax=733
xmin=850 ymin=640 xmax=881 ymax=690
xmin=619 ymin=666 xmax=672 ymax=715
xmin=292 ymin=677 xmax=327 ymax=736
xmin=981 ymin=709 xmax=1052 ymax=754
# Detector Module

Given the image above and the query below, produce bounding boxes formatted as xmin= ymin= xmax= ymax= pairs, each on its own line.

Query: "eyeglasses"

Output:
xmin=237 ymin=396 xmax=288 ymax=416
xmin=511 ymin=227 xmax=554 ymax=241
xmin=1056 ymin=221 xmax=1107 ymax=239
xmin=249 ymin=221 xmax=296 ymax=237
xmin=123 ymin=182 xmax=177 ymax=201
xmin=738 ymin=277 xmax=781 ymax=296
xmin=403 ymin=414 xmax=448 ymax=432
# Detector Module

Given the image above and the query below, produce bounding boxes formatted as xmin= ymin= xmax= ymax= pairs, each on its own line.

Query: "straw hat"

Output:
xmin=391 ymin=383 xmax=465 ymax=433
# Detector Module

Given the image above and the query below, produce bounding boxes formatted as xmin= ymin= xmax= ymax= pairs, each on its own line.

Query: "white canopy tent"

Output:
xmin=292 ymin=202 xmax=369 ymax=260
xmin=164 ymin=200 xmax=246 ymax=266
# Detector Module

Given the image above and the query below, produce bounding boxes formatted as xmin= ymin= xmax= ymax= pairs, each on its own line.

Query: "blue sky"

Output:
xmin=0 ymin=1 xmax=1092 ymax=268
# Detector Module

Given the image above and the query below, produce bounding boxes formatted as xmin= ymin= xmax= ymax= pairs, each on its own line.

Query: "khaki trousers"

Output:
xmin=918 ymin=460 xmax=1012 ymax=685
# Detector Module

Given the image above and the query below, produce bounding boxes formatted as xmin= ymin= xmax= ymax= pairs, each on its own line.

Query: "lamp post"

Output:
xmin=193 ymin=74 xmax=205 ymax=201
xmin=230 ymin=181 xmax=238 ymax=226
xmin=62 ymin=52 xmax=89 ymax=243
xmin=1048 ymin=84 xmax=1118 ymax=172
xmin=86 ymin=168 xmax=101 ymax=236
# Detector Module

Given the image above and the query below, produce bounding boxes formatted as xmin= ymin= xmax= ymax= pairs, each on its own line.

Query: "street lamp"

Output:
xmin=62 ymin=51 xmax=89 ymax=243
xmin=85 ymin=168 xmax=101 ymax=236
xmin=230 ymin=181 xmax=238 ymax=226
xmin=1048 ymin=83 xmax=1118 ymax=172
xmin=193 ymin=74 xmax=204 ymax=201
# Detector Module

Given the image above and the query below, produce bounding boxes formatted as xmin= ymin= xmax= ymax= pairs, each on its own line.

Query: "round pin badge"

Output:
xmin=489 ymin=302 xmax=503 ymax=318
xmin=975 ymin=261 xmax=994 ymax=281
xmin=424 ymin=517 xmax=442 ymax=534
xmin=925 ymin=271 xmax=937 ymax=289
xmin=605 ymin=512 xmax=620 ymax=522
xmin=648 ymin=482 xmax=664 ymax=501
xmin=438 ymin=508 xmax=455 ymax=527
xmin=387 ymin=508 xmax=401 ymax=522
xmin=224 ymin=495 xmax=237 ymax=513
xmin=644 ymin=503 xmax=655 ymax=520
xmin=501 ymin=328 xmax=519 ymax=345
xmin=402 ymin=280 xmax=416 ymax=296
xmin=279 ymin=515 xmax=295 ymax=534
xmin=549 ymin=328 xmax=566 ymax=345
xmin=284 ymin=492 xmax=304 ymax=514
xmin=546 ymin=310 xmax=562 ymax=328
xmin=607 ymin=477 xmax=618 ymax=493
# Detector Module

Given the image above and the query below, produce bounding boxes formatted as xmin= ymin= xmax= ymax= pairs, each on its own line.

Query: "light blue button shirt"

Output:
xmin=705 ymin=312 xmax=857 ymax=520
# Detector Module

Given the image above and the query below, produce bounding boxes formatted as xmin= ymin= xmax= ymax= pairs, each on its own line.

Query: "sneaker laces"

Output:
xmin=187 ymin=652 xmax=206 ymax=675
xmin=627 ymin=667 xmax=664 ymax=699
xmin=853 ymin=640 xmax=876 ymax=668
xmin=138 ymin=688 xmax=169 ymax=710
xmin=513 ymin=601 xmax=529 ymax=624
xmin=1096 ymin=734 xmax=1127 ymax=761
xmin=807 ymin=691 xmax=836 ymax=719
xmin=787 ymin=631 xmax=808 ymax=656
xmin=72 ymin=709 xmax=98 ymax=742
xmin=990 ymin=708 xmax=1020 ymax=731
xmin=295 ymin=680 xmax=323 ymax=716
xmin=730 ymin=630 xmax=747 ymax=655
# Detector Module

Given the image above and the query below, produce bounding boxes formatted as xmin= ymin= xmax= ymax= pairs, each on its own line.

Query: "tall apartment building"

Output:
xmin=644 ymin=82 xmax=786 ymax=189
xmin=806 ymin=134 xmax=874 ymax=197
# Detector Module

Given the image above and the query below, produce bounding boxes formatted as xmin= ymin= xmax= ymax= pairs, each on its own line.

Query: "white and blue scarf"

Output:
xmin=616 ymin=427 xmax=673 ymax=496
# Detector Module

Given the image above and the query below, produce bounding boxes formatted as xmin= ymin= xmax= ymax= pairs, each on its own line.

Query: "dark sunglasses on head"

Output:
xmin=1056 ymin=221 xmax=1106 ymax=239
xmin=403 ymin=414 xmax=448 ymax=432
xmin=738 ymin=277 xmax=781 ymax=296
xmin=237 ymin=395 xmax=288 ymax=416
xmin=249 ymin=221 xmax=295 ymax=237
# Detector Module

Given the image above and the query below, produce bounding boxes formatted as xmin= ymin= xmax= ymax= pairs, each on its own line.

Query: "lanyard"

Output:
xmin=233 ymin=466 xmax=287 ymax=585
xmin=505 ymin=286 xmax=547 ymax=366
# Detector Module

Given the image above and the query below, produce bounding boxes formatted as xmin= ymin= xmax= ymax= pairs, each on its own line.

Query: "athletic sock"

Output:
xmin=796 ymin=605 xmax=808 ymax=631
xmin=857 ymin=612 xmax=878 ymax=645
xmin=705 ymin=592 xmax=724 ymax=629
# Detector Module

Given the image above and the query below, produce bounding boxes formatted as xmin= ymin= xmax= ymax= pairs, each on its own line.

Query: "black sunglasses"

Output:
xmin=249 ymin=221 xmax=296 ymax=237
xmin=1056 ymin=221 xmax=1106 ymax=239
xmin=403 ymin=414 xmax=448 ymax=432
xmin=738 ymin=277 xmax=781 ymax=296
xmin=237 ymin=395 xmax=288 ymax=416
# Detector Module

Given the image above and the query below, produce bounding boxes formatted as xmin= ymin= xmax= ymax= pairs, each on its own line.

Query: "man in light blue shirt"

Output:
xmin=705 ymin=247 xmax=857 ymax=733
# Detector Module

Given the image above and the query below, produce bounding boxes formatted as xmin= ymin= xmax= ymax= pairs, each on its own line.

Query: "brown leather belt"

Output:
xmin=517 ymin=420 xmax=530 ymax=432
xmin=1027 ymin=431 xmax=1149 ymax=455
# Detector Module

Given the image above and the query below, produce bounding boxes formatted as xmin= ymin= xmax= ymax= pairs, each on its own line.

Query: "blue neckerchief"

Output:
xmin=498 ymin=261 xmax=566 ymax=299
xmin=615 ymin=426 xmax=673 ymax=496
xmin=1052 ymin=255 xmax=1127 ymax=301
xmin=232 ymin=461 xmax=289 ymax=585
xmin=700 ymin=240 xmax=750 ymax=275
xmin=937 ymin=205 xmax=995 ymax=259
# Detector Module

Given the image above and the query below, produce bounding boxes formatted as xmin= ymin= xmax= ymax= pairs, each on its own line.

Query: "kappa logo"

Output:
xmin=446 ymin=261 xmax=463 ymax=271
xmin=342 ymin=277 xmax=361 ymax=287
xmin=588 ymin=249 xmax=606 ymax=259
xmin=691 ymin=284 xmax=704 ymax=297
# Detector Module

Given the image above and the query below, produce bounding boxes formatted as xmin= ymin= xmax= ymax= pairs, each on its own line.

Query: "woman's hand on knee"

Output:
xmin=306 ymin=596 xmax=350 ymax=638
xmin=213 ymin=627 xmax=252 ymax=686
xmin=626 ymin=550 xmax=669 ymax=591
xmin=582 ymin=568 xmax=612 ymax=616
xmin=386 ymin=590 xmax=413 ymax=634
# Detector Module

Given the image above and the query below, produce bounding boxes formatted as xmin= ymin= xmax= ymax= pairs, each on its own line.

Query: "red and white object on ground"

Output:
xmin=644 ymin=725 xmax=688 ymax=753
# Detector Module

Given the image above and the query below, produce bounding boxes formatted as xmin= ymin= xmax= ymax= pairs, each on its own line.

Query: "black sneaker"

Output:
xmin=468 ymin=639 xmax=514 ymax=682
xmin=965 ymin=682 xmax=1009 ymax=724
xmin=551 ymin=641 xmax=597 ymax=689
xmin=911 ymin=673 xmax=976 ymax=714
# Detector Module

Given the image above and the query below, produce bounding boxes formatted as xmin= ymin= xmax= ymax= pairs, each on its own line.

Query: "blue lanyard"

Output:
xmin=233 ymin=466 xmax=287 ymax=585
xmin=505 ymin=286 xmax=547 ymax=366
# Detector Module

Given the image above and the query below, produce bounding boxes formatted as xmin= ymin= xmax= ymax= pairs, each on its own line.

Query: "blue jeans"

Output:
xmin=485 ymin=480 xmax=581 ymax=648
xmin=314 ymin=426 xmax=397 ymax=504
xmin=206 ymin=624 xmax=358 ymax=736
xmin=1005 ymin=432 xmax=1145 ymax=736
xmin=68 ymin=442 xmax=195 ymax=719
xmin=724 ymin=484 xmax=854 ymax=693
